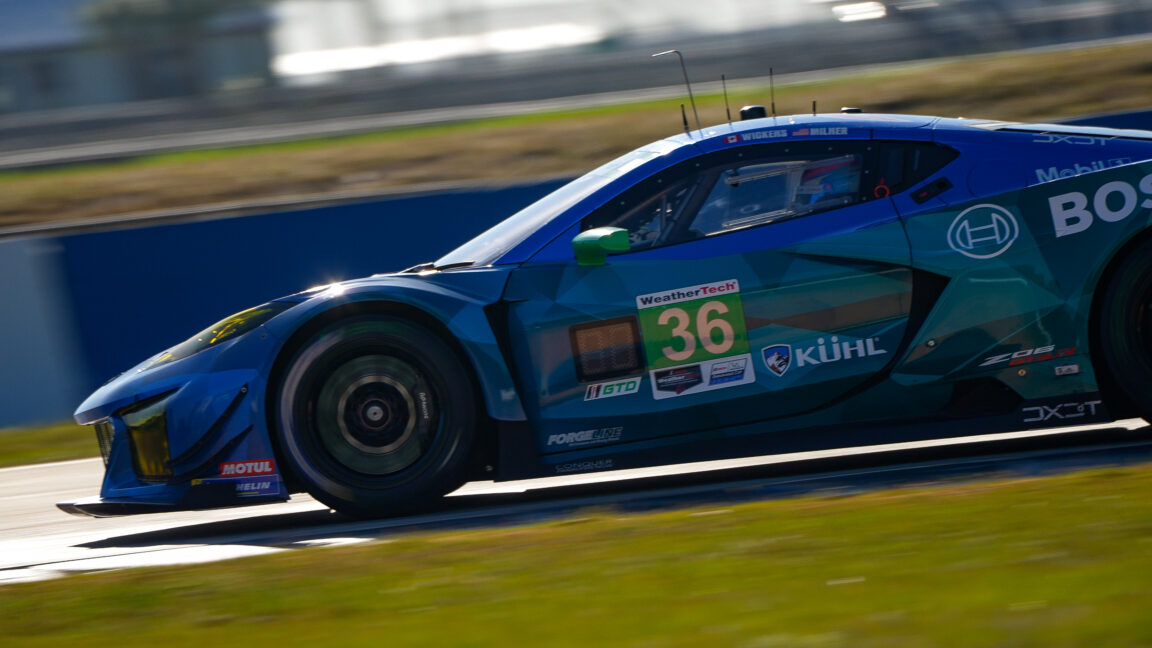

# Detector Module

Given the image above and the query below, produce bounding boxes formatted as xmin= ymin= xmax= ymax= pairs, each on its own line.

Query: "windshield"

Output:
xmin=433 ymin=143 xmax=676 ymax=268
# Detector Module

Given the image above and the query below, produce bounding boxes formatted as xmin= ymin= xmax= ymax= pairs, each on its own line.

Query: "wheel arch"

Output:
xmin=265 ymin=300 xmax=499 ymax=488
xmin=1088 ymin=226 xmax=1152 ymax=417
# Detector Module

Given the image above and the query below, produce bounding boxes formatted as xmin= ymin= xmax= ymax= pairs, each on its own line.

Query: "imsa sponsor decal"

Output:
xmin=651 ymin=354 xmax=755 ymax=399
xmin=653 ymin=364 xmax=703 ymax=394
xmin=220 ymin=460 xmax=275 ymax=477
xmin=709 ymin=357 xmax=748 ymax=385
xmin=584 ymin=376 xmax=641 ymax=401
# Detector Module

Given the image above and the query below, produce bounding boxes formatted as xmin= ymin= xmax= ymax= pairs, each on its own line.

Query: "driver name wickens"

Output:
xmin=636 ymin=280 xmax=755 ymax=400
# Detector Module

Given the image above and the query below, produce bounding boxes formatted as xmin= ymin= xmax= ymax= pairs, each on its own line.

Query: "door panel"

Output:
xmin=503 ymin=199 xmax=914 ymax=454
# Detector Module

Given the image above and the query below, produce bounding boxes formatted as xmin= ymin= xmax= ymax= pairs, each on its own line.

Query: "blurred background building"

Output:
xmin=1 ymin=0 xmax=1152 ymax=155
xmin=0 ymin=0 xmax=273 ymax=112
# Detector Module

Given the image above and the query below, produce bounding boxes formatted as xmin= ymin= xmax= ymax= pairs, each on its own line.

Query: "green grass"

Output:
xmin=2 ymin=464 xmax=1152 ymax=646
xmin=5 ymin=40 xmax=1152 ymax=228
xmin=0 ymin=422 xmax=97 ymax=468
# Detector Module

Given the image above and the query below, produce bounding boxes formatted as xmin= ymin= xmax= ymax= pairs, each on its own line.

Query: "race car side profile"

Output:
xmin=62 ymin=110 xmax=1152 ymax=518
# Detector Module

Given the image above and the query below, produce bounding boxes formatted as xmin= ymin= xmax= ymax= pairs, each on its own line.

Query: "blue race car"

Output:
xmin=63 ymin=110 xmax=1152 ymax=517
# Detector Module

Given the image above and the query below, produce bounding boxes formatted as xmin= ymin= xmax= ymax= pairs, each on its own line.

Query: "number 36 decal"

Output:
xmin=636 ymin=280 xmax=755 ymax=399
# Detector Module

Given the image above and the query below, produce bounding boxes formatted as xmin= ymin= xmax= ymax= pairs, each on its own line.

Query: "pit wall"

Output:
xmin=0 ymin=179 xmax=564 ymax=428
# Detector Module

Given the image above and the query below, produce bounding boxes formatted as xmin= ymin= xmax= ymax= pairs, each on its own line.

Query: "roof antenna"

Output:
xmin=812 ymin=100 xmax=817 ymax=116
xmin=721 ymin=74 xmax=732 ymax=126
xmin=653 ymin=50 xmax=702 ymax=133
xmin=769 ymin=67 xmax=777 ymax=119
xmin=680 ymin=104 xmax=691 ymax=136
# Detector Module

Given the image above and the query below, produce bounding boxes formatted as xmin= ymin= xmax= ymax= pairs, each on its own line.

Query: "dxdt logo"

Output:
xmin=947 ymin=204 xmax=1019 ymax=259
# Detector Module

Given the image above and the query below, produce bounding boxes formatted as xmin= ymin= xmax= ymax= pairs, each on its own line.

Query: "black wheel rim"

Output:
xmin=312 ymin=354 xmax=438 ymax=475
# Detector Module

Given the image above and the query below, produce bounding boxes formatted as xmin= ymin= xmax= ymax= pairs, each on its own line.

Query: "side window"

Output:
xmin=872 ymin=142 xmax=958 ymax=197
xmin=598 ymin=179 xmax=700 ymax=250
xmin=688 ymin=154 xmax=862 ymax=238
xmin=580 ymin=140 xmax=955 ymax=254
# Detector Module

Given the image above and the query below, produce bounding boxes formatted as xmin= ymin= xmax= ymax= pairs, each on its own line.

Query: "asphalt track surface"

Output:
xmin=3 ymin=418 xmax=1151 ymax=586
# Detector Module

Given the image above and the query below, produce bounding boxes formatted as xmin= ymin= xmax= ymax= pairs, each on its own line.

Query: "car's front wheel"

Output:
xmin=274 ymin=315 xmax=478 ymax=517
xmin=1097 ymin=238 xmax=1152 ymax=421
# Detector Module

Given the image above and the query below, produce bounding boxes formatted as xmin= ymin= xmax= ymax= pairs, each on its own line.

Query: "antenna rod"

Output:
xmin=722 ymin=74 xmax=732 ymax=125
xmin=653 ymin=50 xmax=702 ymax=133
xmin=680 ymin=104 xmax=691 ymax=136
xmin=812 ymin=100 xmax=817 ymax=116
xmin=769 ymin=68 xmax=777 ymax=118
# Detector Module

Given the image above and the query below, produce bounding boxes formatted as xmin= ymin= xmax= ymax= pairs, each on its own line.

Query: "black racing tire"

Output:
xmin=273 ymin=316 xmax=477 ymax=517
xmin=1098 ymin=238 xmax=1152 ymax=421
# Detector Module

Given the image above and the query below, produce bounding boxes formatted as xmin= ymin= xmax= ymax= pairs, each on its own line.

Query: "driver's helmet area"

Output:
xmin=793 ymin=155 xmax=861 ymax=211
xmin=582 ymin=149 xmax=868 ymax=253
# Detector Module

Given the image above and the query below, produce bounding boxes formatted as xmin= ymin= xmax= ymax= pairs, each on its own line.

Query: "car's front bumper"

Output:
xmin=70 ymin=326 xmax=292 ymax=515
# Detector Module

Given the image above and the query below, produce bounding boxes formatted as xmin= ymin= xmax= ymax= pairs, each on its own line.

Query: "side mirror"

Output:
xmin=572 ymin=227 xmax=630 ymax=266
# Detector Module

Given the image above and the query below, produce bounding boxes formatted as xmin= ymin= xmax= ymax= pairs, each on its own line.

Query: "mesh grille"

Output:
xmin=94 ymin=421 xmax=114 ymax=467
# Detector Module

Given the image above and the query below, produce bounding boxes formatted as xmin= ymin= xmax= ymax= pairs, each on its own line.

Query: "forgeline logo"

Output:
xmin=1049 ymin=173 xmax=1152 ymax=238
xmin=220 ymin=460 xmax=275 ymax=476
xmin=547 ymin=427 xmax=624 ymax=447
xmin=947 ymin=204 xmax=1019 ymax=259
xmin=584 ymin=377 xmax=641 ymax=401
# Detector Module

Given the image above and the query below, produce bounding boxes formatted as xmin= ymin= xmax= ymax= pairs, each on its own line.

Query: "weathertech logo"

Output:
xmin=220 ymin=460 xmax=275 ymax=477
xmin=947 ymin=204 xmax=1019 ymax=259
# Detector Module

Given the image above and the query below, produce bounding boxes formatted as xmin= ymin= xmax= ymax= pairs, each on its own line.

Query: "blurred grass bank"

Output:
xmin=0 ymin=422 xmax=96 ymax=468
xmin=2 ymin=464 xmax=1151 ymax=646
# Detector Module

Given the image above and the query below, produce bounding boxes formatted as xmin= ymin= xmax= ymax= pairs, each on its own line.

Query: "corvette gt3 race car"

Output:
xmin=62 ymin=109 xmax=1152 ymax=518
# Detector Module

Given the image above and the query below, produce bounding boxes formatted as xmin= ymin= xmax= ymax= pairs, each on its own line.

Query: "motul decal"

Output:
xmin=220 ymin=460 xmax=275 ymax=476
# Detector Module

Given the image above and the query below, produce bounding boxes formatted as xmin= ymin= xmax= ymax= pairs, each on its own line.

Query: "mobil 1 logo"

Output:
xmin=636 ymin=279 xmax=755 ymax=400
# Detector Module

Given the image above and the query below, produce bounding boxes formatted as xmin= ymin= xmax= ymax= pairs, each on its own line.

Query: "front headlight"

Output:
xmin=121 ymin=391 xmax=175 ymax=481
xmin=146 ymin=301 xmax=294 ymax=369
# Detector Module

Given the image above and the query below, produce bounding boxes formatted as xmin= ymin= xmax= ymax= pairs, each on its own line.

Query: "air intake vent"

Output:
xmin=94 ymin=420 xmax=115 ymax=467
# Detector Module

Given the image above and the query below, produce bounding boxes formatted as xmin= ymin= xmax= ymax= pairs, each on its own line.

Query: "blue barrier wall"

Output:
xmin=0 ymin=178 xmax=564 ymax=427
xmin=0 ymin=238 xmax=88 ymax=426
